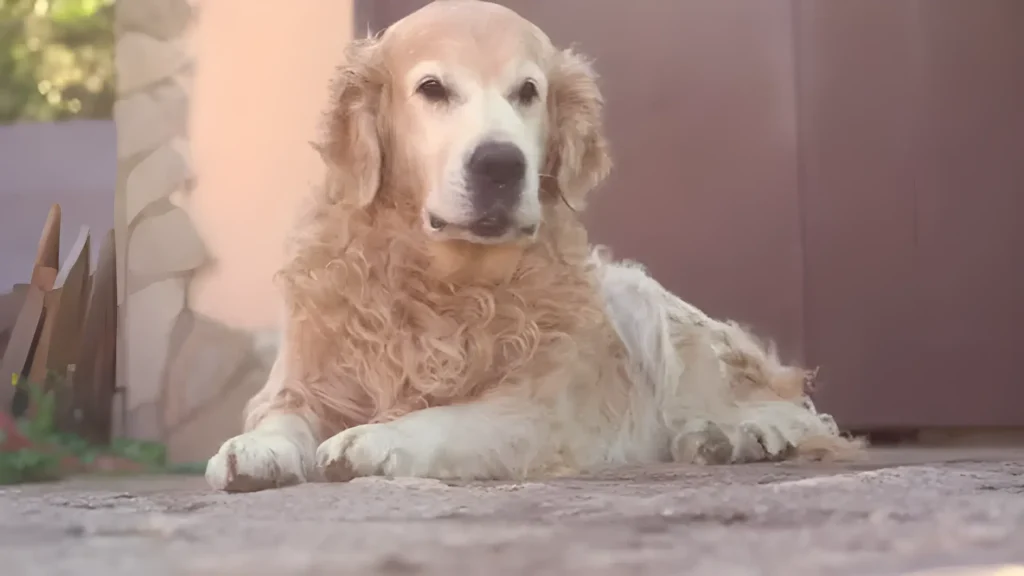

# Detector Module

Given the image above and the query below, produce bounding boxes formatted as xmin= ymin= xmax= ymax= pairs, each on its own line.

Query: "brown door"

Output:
xmin=796 ymin=0 xmax=1024 ymax=427
xmin=794 ymin=0 xmax=924 ymax=428
xmin=911 ymin=1 xmax=1024 ymax=427
xmin=356 ymin=0 xmax=1024 ymax=428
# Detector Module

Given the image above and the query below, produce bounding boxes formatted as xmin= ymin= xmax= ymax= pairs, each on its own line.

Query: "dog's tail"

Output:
xmin=711 ymin=320 xmax=815 ymax=403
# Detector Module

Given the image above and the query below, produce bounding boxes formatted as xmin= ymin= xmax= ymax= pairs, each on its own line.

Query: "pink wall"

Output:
xmin=186 ymin=0 xmax=353 ymax=329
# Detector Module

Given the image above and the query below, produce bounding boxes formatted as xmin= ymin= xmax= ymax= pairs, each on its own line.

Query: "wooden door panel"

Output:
xmin=911 ymin=0 xmax=1024 ymax=425
xmin=794 ymin=0 xmax=922 ymax=427
xmin=798 ymin=0 xmax=1024 ymax=427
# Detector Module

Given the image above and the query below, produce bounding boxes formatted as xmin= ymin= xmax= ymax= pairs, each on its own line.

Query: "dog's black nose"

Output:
xmin=466 ymin=140 xmax=526 ymax=211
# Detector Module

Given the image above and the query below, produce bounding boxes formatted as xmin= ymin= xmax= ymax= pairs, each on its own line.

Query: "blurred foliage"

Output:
xmin=2 ymin=373 xmax=204 ymax=485
xmin=0 ymin=0 xmax=115 ymax=124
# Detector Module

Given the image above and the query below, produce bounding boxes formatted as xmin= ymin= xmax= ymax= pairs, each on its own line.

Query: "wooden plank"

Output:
xmin=0 ymin=284 xmax=29 ymax=357
xmin=0 ymin=286 xmax=45 ymax=413
xmin=27 ymin=226 xmax=91 ymax=387
xmin=27 ymin=291 xmax=59 ymax=385
xmin=49 ymin=227 xmax=92 ymax=431
xmin=30 ymin=204 xmax=61 ymax=291
xmin=71 ymin=229 xmax=118 ymax=444
xmin=49 ymin=226 xmax=92 ymax=374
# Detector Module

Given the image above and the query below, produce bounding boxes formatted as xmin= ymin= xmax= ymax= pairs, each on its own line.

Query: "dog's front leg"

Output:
xmin=316 ymin=397 xmax=550 ymax=482
xmin=206 ymin=412 xmax=319 ymax=492
xmin=206 ymin=343 xmax=320 ymax=492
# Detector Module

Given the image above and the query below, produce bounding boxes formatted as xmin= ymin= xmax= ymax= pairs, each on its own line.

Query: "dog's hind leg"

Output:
xmin=594 ymin=256 xmax=748 ymax=464
xmin=592 ymin=253 xmax=860 ymax=465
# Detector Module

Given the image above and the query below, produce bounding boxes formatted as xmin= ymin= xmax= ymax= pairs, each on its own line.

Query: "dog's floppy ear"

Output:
xmin=543 ymin=48 xmax=612 ymax=209
xmin=316 ymin=35 xmax=387 ymax=207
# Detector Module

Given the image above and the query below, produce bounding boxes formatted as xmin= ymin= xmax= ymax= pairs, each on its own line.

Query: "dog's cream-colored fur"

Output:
xmin=206 ymin=0 xmax=862 ymax=492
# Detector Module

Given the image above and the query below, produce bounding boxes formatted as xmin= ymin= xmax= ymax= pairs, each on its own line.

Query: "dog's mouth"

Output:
xmin=425 ymin=212 xmax=538 ymax=244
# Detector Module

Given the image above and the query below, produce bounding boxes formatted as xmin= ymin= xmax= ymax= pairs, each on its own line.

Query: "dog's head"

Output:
xmin=319 ymin=0 xmax=610 ymax=246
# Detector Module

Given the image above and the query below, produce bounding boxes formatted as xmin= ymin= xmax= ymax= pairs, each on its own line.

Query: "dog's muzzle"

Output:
xmin=426 ymin=140 xmax=537 ymax=242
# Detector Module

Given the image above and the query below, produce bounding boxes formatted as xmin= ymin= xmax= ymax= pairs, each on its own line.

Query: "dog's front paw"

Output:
xmin=316 ymin=423 xmax=402 ymax=482
xmin=206 ymin=432 xmax=312 ymax=492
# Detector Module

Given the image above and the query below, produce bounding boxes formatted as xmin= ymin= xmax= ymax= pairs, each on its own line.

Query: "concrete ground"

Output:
xmin=2 ymin=448 xmax=1024 ymax=576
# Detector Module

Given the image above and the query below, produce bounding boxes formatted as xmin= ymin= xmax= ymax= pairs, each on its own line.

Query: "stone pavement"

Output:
xmin=2 ymin=447 xmax=1024 ymax=576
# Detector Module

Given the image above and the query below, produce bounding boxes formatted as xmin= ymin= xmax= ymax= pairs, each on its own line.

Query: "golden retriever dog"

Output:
xmin=206 ymin=0 xmax=861 ymax=492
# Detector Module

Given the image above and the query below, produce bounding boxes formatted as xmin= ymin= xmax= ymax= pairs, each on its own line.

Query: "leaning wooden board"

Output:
xmin=71 ymin=229 xmax=118 ymax=443
xmin=0 ymin=285 xmax=45 ymax=412
xmin=27 ymin=225 xmax=91 ymax=385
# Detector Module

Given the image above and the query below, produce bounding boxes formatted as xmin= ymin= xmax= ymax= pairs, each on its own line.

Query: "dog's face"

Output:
xmin=390 ymin=7 xmax=549 ymax=244
xmin=321 ymin=0 xmax=610 ymax=246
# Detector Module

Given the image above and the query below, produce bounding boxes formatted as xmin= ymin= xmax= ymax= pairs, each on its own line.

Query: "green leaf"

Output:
xmin=50 ymin=431 xmax=93 ymax=457
xmin=0 ymin=448 xmax=62 ymax=485
xmin=48 ymin=0 xmax=110 ymax=23
xmin=25 ymin=386 xmax=56 ymax=439
xmin=109 ymin=438 xmax=167 ymax=468
xmin=163 ymin=461 xmax=209 ymax=476
xmin=0 ymin=0 xmax=114 ymax=123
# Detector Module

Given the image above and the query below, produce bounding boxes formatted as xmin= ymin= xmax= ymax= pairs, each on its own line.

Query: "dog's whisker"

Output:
xmin=557 ymin=190 xmax=578 ymax=212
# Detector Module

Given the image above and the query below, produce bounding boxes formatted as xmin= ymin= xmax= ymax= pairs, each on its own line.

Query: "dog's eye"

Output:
xmin=515 ymin=80 xmax=540 ymax=106
xmin=416 ymin=78 xmax=450 ymax=103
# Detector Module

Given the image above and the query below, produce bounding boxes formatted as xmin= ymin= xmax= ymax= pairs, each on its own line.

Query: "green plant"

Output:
xmin=0 ymin=0 xmax=115 ymax=123
xmin=1 ymin=375 xmax=62 ymax=484
xmin=109 ymin=437 xmax=167 ymax=468
xmin=0 ymin=442 xmax=62 ymax=484
xmin=22 ymin=374 xmax=56 ymax=438
xmin=2 ymin=375 xmax=205 ymax=484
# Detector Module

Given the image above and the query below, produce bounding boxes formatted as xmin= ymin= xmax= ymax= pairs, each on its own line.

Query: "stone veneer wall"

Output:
xmin=113 ymin=0 xmax=274 ymax=462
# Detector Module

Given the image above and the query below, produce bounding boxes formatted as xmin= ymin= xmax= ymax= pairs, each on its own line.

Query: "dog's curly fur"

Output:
xmin=206 ymin=0 xmax=862 ymax=493
xmin=245 ymin=28 xmax=615 ymax=440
